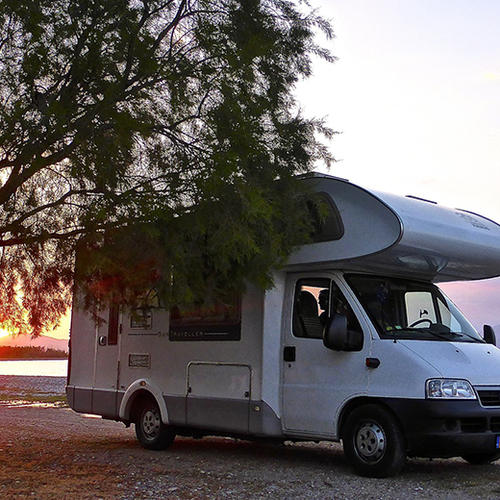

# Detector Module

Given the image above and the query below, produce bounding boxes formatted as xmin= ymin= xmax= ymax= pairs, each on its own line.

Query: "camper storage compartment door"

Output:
xmin=186 ymin=362 xmax=251 ymax=433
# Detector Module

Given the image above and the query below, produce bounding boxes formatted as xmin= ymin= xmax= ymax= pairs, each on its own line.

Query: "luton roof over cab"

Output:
xmin=288 ymin=173 xmax=500 ymax=282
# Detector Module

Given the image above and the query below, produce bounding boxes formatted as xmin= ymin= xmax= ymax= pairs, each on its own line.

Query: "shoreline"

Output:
xmin=0 ymin=374 xmax=67 ymax=398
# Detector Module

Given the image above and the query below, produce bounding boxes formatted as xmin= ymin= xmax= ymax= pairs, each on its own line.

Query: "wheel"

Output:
xmin=462 ymin=451 xmax=500 ymax=465
xmin=342 ymin=404 xmax=407 ymax=477
xmin=135 ymin=398 xmax=176 ymax=450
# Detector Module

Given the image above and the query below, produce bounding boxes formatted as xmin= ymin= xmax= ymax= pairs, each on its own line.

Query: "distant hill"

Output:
xmin=0 ymin=334 xmax=68 ymax=353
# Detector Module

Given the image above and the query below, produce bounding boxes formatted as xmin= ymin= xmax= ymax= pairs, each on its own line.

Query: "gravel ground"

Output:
xmin=1 ymin=376 xmax=500 ymax=499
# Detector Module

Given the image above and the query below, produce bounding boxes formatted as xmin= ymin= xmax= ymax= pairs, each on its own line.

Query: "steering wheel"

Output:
xmin=409 ymin=318 xmax=433 ymax=328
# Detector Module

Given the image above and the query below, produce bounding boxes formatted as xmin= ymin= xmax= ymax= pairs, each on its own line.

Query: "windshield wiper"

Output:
xmin=387 ymin=327 xmax=483 ymax=343
xmin=445 ymin=331 xmax=484 ymax=343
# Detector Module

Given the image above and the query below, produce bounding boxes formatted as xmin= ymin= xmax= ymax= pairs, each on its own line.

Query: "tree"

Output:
xmin=0 ymin=0 xmax=335 ymax=335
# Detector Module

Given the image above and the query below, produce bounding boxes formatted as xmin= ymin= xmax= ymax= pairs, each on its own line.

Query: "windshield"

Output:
xmin=346 ymin=274 xmax=483 ymax=342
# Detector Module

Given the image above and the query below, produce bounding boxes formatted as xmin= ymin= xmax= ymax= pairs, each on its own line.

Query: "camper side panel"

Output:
xmin=67 ymin=284 xmax=278 ymax=437
xmin=118 ymin=284 xmax=266 ymax=434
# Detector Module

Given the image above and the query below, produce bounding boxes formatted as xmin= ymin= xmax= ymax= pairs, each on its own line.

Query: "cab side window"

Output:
xmin=293 ymin=278 xmax=363 ymax=350
xmin=330 ymin=285 xmax=363 ymax=351
xmin=292 ymin=278 xmax=330 ymax=339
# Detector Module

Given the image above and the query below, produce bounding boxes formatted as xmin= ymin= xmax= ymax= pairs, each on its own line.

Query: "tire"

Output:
xmin=462 ymin=451 xmax=500 ymax=465
xmin=135 ymin=398 xmax=176 ymax=450
xmin=342 ymin=404 xmax=407 ymax=478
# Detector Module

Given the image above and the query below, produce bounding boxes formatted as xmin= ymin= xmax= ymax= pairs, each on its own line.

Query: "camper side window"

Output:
xmin=108 ymin=306 xmax=120 ymax=345
xmin=169 ymin=294 xmax=242 ymax=341
xmin=308 ymin=192 xmax=344 ymax=243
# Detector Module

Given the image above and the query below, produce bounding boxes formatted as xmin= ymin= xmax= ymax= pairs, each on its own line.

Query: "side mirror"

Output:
xmin=323 ymin=314 xmax=348 ymax=350
xmin=483 ymin=324 xmax=497 ymax=346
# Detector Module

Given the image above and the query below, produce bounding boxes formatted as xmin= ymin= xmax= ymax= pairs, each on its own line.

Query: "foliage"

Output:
xmin=0 ymin=0 xmax=335 ymax=334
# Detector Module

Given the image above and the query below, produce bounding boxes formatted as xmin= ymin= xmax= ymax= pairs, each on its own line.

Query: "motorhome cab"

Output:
xmin=67 ymin=174 xmax=500 ymax=477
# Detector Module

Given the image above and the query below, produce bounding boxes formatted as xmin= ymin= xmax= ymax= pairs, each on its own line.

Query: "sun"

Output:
xmin=0 ymin=328 xmax=11 ymax=338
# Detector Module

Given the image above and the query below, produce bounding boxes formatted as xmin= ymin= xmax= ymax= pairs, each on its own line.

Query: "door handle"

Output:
xmin=284 ymin=346 xmax=296 ymax=362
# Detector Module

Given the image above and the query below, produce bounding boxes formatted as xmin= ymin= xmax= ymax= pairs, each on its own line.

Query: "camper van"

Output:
xmin=67 ymin=173 xmax=500 ymax=477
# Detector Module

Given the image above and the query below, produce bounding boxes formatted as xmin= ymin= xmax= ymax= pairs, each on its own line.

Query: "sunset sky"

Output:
xmin=296 ymin=0 xmax=500 ymax=330
xmin=0 ymin=314 xmax=70 ymax=340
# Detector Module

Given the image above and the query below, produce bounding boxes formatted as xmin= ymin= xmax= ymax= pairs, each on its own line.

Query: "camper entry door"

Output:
xmin=281 ymin=274 xmax=369 ymax=438
xmin=94 ymin=305 xmax=121 ymax=393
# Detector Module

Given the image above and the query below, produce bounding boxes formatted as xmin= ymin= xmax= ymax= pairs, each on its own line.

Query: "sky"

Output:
xmin=3 ymin=1 xmax=499 ymax=340
xmin=295 ymin=0 xmax=500 ymax=331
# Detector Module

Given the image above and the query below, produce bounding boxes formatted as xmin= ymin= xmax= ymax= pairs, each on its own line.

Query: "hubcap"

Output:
xmin=355 ymin=421 xmax=386 ymax=463
xmin=142 ymin=408 xmax=160 ymax=439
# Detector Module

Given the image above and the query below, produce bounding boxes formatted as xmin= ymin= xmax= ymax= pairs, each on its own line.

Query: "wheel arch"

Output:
xmin=119 ymin=379 xmax=169 ymax=424
xmin=337 ymin=397 xmax=406 ymax=444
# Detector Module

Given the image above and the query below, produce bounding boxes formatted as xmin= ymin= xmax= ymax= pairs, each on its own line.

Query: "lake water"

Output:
xmin=0 ymin=359 xmax=68 ymax=377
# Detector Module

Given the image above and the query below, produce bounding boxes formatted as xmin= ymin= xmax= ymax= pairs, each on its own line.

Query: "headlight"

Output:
xmin=426 ymin=379 xmax=476 ymax=399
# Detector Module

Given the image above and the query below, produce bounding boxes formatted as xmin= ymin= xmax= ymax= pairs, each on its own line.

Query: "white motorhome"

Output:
xmin=67 ymin=173 xmax=500 ymax=477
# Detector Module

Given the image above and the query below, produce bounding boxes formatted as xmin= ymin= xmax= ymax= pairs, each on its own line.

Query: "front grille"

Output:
xmin=477 ymin=390 xmax=500 ymax=407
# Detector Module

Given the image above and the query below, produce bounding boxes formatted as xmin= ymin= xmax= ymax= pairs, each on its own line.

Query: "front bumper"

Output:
xmin=382 ymin=398 xmax=500 ymax=458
